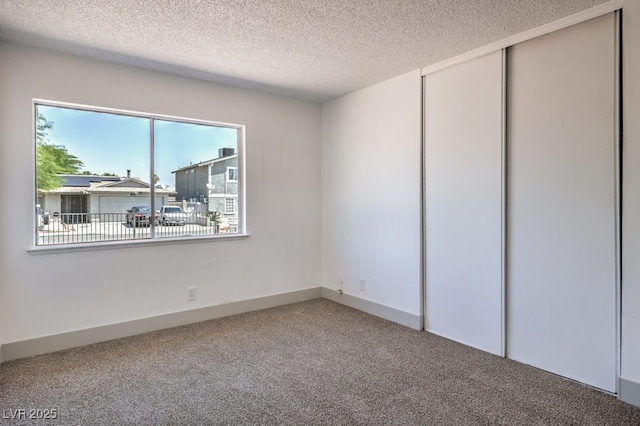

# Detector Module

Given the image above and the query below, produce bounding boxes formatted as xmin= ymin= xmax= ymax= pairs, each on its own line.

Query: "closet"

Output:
xmin=424 ymin=50 xmax=504 ymax=356
xmin=424 ymin=12 xmax=618 ymax=392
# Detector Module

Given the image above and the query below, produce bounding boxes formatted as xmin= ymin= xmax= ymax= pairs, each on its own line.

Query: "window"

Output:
xmin=225 ymin=198 xmax=237 ymax=215
xmin=34 ymin=101 xmax=244 ymax=246
xmin=227 ymin=167 xmax=238 ymax=182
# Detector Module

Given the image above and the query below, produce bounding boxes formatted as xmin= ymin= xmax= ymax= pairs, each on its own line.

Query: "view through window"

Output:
xmin=35 ymin=102 xmax=243 ymax=246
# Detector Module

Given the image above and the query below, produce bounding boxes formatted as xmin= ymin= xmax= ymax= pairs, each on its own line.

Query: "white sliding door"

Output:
xmin=425 ymin=51 xmax=504 ymax=355
xmin=507 ymin=13 xmax=617 ymax=392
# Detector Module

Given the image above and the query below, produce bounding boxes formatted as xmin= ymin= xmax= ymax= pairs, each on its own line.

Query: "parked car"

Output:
xmin=159 ymin=205 xmax=189 ymax=225
xmin=126 ymin=206 xmax=157 ymax=227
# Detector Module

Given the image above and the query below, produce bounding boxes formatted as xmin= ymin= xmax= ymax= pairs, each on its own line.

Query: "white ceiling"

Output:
xmin=0 ymin=0 xmax=607 ymax=102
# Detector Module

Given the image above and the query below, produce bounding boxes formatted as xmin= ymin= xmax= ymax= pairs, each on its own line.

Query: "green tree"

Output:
xmin=36 ymin=114 xmax=84 ymax=190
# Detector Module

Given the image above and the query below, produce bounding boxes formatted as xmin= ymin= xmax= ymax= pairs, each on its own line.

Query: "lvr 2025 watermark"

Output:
xmin=3 ymin=408 xmax=58 ymax=420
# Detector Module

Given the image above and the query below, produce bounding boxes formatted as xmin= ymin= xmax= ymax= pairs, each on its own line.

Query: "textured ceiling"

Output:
xmin=0 ymin=0 xmax=607 ymax=102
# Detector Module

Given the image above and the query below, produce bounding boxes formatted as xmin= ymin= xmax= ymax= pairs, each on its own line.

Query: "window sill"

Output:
xmin=28 ymin=233 xmax=250 ymax=255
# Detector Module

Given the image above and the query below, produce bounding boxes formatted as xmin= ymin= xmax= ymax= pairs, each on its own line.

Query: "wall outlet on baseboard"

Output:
xmin=187 ymin=287 xmax=197 ymax=301
xmin=359 ymin=278 xmax=366 ymax=291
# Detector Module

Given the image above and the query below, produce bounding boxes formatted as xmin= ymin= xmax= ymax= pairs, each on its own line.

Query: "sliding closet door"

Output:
xmin=425 ymin=51 xmax=503 ymax=355
xmin=507 ymin=14 xmax=617 ymax=392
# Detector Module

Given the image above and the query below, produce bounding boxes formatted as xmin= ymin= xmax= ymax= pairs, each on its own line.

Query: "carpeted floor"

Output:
xmin=1 ymin=299 xmax=639 ymax=425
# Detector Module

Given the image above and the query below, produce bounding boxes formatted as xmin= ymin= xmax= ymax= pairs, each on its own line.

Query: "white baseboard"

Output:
xmin=1 ymin=287 xmax=421 ymax=363
xmin=321 ymin=287 xmax=422 ymax=330
xmin=1 ymin=287 xmax=322 ymax=362
xmin=619 ymin=377 xmax=640 ymax=408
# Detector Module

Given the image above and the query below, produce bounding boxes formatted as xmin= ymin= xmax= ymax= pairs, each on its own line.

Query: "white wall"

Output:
xmin=622 ymin=0 xmax=640 ymax=386
xmin=321 ymin=70 xmax=422 ymax=320
xmin=0 ymin=42 xmax=321 ymax=344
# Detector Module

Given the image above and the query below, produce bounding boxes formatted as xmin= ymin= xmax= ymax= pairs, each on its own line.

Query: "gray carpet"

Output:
xmin=1 ymin=299 xmax=639 ymax=425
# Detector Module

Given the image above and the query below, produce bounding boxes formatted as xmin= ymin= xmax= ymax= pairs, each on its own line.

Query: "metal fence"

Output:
xmin=37 ymin=212 xmax=238 ymax=246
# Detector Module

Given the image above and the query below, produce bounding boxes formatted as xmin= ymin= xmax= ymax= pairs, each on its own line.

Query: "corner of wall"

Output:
xmin=319 ymin=69 xmax=422 ymax=319
xmin=321 ymin=287 xmax=421 ymax=330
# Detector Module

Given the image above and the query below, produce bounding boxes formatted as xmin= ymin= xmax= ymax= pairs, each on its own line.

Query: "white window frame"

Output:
xmin=224 ymin=197 xmax=237 ymax=215
xmin=31 ymin=99 xmax=248 ymax=253
xmin=227 ymin=166 xmax=238 ymax=182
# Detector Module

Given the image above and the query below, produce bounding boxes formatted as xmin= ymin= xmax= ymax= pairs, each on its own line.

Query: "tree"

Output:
xmin=36 ymin=114 xmax=84 ymax=191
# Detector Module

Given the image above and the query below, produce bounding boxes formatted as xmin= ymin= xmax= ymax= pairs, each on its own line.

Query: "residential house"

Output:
xmin=173 ymin=148 xmax=238 ymax=219
xmin=38 ymin=174 xmax=174 ymax=222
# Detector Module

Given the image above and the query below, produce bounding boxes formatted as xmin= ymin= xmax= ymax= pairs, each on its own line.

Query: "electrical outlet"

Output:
xmin=187 ymin=287 xmax=197 ymax=301
xmin=359 ymin=278 xmax=366 ymax=291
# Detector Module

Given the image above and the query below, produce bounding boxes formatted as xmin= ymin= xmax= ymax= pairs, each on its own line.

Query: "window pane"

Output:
xmin=227 ymin=167 xmax=238 ymax=182
xmin=225 ymin=198 xmax=236 ymax=214
xmin=154 ymin=120 xmax=239 ymax=237
xmin=34 ymin=102 xmax=243 ymax=247
xmin=35 ymin=105 xmax=151 ymax=245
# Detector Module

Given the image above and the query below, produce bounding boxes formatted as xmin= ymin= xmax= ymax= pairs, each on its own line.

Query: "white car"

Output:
xmin=159 ymin=205 xmax=189 ymax=225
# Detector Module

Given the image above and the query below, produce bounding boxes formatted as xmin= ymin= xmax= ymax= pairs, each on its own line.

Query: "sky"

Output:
xmin=37 ymin=105 xmax=238 ymax=189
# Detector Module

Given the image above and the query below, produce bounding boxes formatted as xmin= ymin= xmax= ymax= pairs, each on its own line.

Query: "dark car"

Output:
xmin=126 ymin=206 xmax=157 ymax=227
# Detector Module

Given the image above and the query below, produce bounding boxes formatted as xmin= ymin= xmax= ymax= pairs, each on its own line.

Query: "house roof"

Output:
xmin=173 ymin=154 xmax=238 ymax=174
xmin=58 ymin=174 xmax=120 ymax=188
xmin=98 ymin=177 xmax=150 ymax=188
xmin=0 ymin=1 xmax=607 ymax=102
xmin=43 ymin=175 xmax=175 ymax=195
